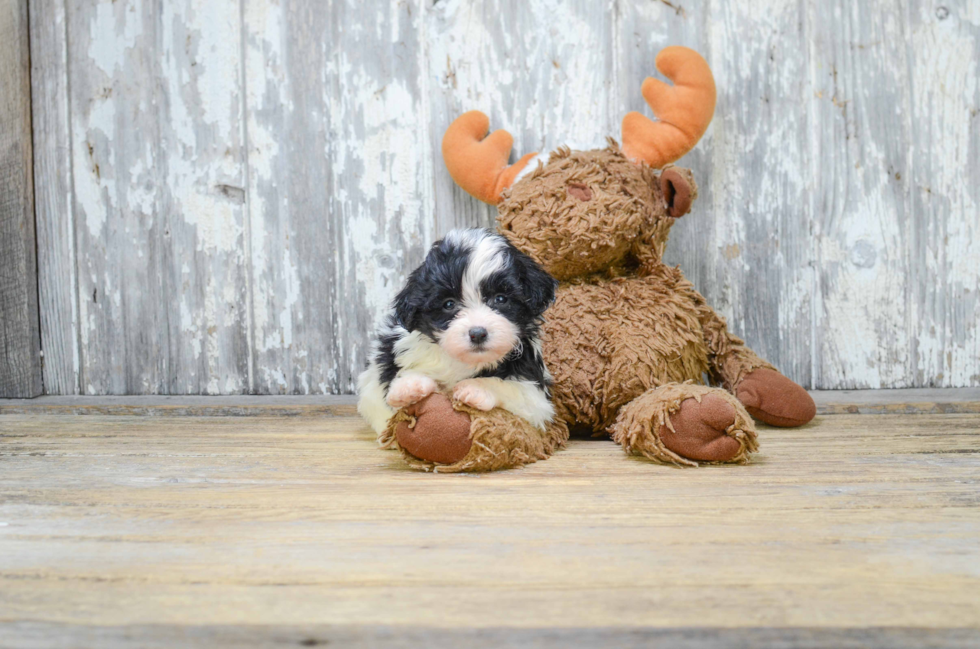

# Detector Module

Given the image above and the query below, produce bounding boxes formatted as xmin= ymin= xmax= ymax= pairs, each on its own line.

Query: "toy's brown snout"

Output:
xmin=660 ymin=168 xmax=693 ymax=218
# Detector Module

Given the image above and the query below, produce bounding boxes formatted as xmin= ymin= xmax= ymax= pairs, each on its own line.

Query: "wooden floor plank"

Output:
xmin=1 ymin=413 xmax=979 ymax=646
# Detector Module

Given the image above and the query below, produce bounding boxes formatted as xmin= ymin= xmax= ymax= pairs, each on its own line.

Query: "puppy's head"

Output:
xmin=394 ymin=229 xmax=557 ymax=367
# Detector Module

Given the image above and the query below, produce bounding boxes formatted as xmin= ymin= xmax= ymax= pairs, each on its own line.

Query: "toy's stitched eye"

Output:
xmin=493 ymin=295 xmax=508 ymax=305
xmin=442 ymin=299 xmax=456 ymax=311
xmin=567 ymin=182 xmax=593 ymax=202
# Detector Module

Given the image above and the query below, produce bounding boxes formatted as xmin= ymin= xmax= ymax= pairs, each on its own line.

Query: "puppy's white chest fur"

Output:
xmin=357 ymin=327 xmax=554 ymax=436
xmin=394 ymin=331 xmax=493 ymax=388
xmin=357 ymin=329 xmax=488 ymax=435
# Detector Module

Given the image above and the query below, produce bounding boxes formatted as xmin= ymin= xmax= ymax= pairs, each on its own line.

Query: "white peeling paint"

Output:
xmin=88 ymin=0 xmax=143 ymax=75
xmin=35 ymin=0 xmax=980 ymax=394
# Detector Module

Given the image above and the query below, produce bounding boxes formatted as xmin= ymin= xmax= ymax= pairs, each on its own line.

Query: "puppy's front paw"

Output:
xmin=387 ymin=375 xmax=438 ymax=408
xmin=453 ymin=380 xmax=497 ymax=411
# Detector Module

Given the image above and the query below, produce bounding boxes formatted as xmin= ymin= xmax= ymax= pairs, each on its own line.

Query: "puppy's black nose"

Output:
xmin=468 ymin=327 xmax=488 ymax=345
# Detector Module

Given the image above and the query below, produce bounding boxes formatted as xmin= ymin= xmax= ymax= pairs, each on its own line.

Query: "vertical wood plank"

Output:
xmin=704 ymin=0 xmax=813 ymax=387
xmin=0 ymin=0 xmax=43 ymax=398
xmin=244 ymin=0 xmax=433 ymax=394
xmin=427 ymin=0 xmax=618 ymax=234
xmin=907 ymin=1 xmax=980 ymax=387
xmin=30 ymin=0 xmax=79 ymax=394
xmin=67 ymin=0 xmax=250 ymax=394
xmin=809 ymin=0 xmax=914 ymax=389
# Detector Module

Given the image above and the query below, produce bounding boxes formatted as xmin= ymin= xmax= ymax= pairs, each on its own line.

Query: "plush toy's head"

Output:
xmin=495 ymin=147 xmax=699 ymax=280
xmin=442 ymin=47 xmax=715 ymax=281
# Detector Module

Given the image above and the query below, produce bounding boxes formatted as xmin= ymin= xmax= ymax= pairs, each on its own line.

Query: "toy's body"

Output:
xmin=378 ymin=47 xmax=816 ymax=471
xmin=547 ymin=268 xmax=761 ymax=462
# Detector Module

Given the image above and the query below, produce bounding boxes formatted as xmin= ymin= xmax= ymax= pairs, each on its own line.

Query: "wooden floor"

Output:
xmin=2 ymin=401 xmax=980 ymax=647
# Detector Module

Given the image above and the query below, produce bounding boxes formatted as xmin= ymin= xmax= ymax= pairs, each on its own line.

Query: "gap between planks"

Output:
xmin=0 ymin=388 xmax=979 ymax=417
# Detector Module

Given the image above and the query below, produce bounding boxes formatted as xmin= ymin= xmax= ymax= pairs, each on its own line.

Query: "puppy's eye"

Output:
xmin=442 ymin=299 xmax=456 ymax=311
xmin=493 ymin=295 xmax=508 ymax=305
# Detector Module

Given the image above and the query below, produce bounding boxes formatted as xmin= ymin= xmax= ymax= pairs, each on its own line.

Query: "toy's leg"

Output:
xmin=379 ymin=393 xmax=568 ymax=473
xmin=610 ymin=383 xmax=758 ymax=467
xmin=694 ymin=295 xmax=816 ymax=427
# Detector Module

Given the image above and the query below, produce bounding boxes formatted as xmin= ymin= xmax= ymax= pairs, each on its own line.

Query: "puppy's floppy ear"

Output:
xmin=514 ymin=248 xmax=557 ymax=315
xmin=393 ymin=280 xmax=421 ymax=332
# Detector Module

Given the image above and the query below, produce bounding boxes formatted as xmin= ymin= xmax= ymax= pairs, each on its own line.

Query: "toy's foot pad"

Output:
xmin=659 ymin=394 xmax=742 ymax=462
xmin=394 ymin=393 xmax=472 ymax=464
xmin=736 ymin=368 xmax=816 ymax=427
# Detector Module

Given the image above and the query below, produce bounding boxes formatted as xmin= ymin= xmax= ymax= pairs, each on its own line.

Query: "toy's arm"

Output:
xmin=689 ymin=285 xmax=816 ymax=427
xmin=686 ymin=286 xmax=774 ymax=392
xmin=696 ymin=301 xmax=775 ymax=392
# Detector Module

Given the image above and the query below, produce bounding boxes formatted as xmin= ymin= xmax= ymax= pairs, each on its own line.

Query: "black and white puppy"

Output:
xmin=358 ymin=229 xmax=558 ymax=434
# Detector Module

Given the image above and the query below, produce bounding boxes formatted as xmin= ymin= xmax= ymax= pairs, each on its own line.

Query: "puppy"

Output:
xmin=358 ymin=229 xmax=558 ymax=435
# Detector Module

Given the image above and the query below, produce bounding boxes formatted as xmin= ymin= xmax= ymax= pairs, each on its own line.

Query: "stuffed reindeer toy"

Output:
xmin=379 ymin=46 xmax=815 ymax=471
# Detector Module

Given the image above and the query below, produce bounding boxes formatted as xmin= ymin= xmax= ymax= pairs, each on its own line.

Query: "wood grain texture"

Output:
xmin=243 ymin=0 xmax=433 ymax=394
xmin=907 ymin=1 xmax=980 ymax=388
xmin=28 ymin=0 xmax=980 ymax=394
xmin=0 ymin=0 xmax=42 ymax=398
xmin=810 ymin=1 xmax=913 ymax=389
xmin=1 ymin=412 xmax=979 ymax=637
xmin=29 ymin=0 xmax=79 ymax=395
xmin=0 ymin=394 xmax=360 ymax=417
xmin=65 ymin=0 xmax=251 ymax=395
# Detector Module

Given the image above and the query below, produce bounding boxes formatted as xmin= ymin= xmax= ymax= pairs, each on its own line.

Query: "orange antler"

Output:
xmin=441 ymin=111 xmax=538 ymax=205
xmin=621 ymin=46 xmax=716 ymax=168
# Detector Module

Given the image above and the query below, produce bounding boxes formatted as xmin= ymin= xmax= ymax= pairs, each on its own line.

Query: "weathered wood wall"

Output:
xmin=26 ymin=0 xmax=980 ymax=395
xmin=1 ymin=0 xmax=42 ymax=398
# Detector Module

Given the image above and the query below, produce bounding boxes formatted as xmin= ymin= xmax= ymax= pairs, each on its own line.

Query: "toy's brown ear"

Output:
xmin=442 ymin=111 xmax=538 ymax=205
xmin=660 ymin=167 xmax=697 ymax=217
xmin=622 ymin=47 xmax=716 ymax=169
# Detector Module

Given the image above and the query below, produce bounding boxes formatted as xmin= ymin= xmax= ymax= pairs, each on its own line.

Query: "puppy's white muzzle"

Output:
xmin=439 ymin=304 xmax=519 ymax=367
